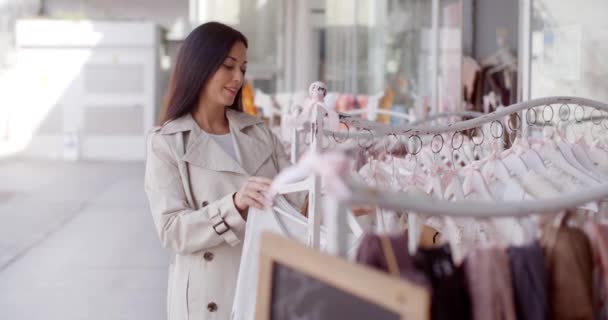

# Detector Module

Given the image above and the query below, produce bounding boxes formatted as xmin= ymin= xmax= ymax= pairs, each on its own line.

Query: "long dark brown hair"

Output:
xmin=161 ymin=22 xmax=248 ymax=124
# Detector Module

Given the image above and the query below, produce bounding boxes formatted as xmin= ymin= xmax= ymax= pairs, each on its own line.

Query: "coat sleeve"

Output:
xmin=144 ymin=131 xmax=247 ymax=254
xmin=267 ymin=128 xmax=308 ymax=210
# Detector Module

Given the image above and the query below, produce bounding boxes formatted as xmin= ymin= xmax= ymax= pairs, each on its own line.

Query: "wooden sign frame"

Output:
xmin=255 ymin=232 xmax=430 ymax=320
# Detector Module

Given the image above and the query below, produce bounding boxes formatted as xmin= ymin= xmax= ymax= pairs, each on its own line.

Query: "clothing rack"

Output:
xmin=283 ymin=106 xmax=325 ymax=248
xmin=408 ymin=111 xmax=483 ymax=126
xmin=343 ymin=108 xmax=415 ymax=123
xmin=319 ymin=96 xmax=608 ymax=140
xmin=322 ymin=174 xmax=608 ymax=257
xmin=337 ymin=110 xmax=483 ymax=134
xmin=276 ymin=95 xmax=608 ymax=257
xmin=290 ymin=109 xmax=484 ymax=163
xmin=340 ymin=91 xmax=415 ymax=123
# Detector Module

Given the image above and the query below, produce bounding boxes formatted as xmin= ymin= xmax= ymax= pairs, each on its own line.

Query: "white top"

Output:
xmin=232 ymin=196 xmax=361 ymax=320
xmin=209 ymin=132 xmax=241 ymax=163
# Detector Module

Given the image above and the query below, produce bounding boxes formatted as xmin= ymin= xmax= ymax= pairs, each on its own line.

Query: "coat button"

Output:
xmin=207 ymin=302 xmax=218 ymax=312
xmin=201 ymin=201 xmax=209 ymax=207
xmin=203 ymin=252 xmax=214 ymax=261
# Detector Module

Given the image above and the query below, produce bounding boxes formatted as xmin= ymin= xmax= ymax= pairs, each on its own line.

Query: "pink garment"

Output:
xmin=584 ymin=222 xmax=608 ymax=319
xmin=335 ymin=94 xmax=354 ymax=112
xmin=334 ymin=94 xmax=369 ymax=113
xmin=464 ymin=246 xmax=517 ymax=320
xmin=269 ymin=151 xmax=351 ymax=200
xmin=462 ymin=57 xmax=480 ymax=101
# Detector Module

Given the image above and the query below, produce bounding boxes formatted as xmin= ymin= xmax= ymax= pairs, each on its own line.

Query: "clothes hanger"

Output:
xmin=443 ymin=169 xmax=466 ymax=202
xmin=435 ymin=139 xmax=476 ymax=261
xmin=561 ymin=123 xmax=608 ymax=180
xmin=569 ymin=117 xmax=608 ymax=178
xmin=374 ymin=147 xmax=403 ymax=233
xmin=441 ymin=151 xmax=482 ymax=262
xmin=393 ymin=137 xmax=432 ymax=254
xmin=498 ymin=114 xmax=535 ymax=179
xmin=584 ymin=120 xmax=608 ymax=172
xmin=471 ymin=127 xmax=529 ymax=245
xmin=357 ymin=141 xmax=393 ymax=233
xmin=272 ymin=197 xmax=363 ymax=256
xmin=461 ymin=128 xmax=495 ymax=201
xmin=511 ymin=131 xmax=556 ymax=182
xmin=479 ymin=121 xmax=526 ymax=197
xmin=396 ymin=136 xmax=427 ymax=190
xmin=414 ymin=137 xmax=450 ymax=253
xmin=550 ymin=125 xmax=602 ymax=182
xmin=532 ymin=127 xmax=600 ymax=187
xmin=500 ymin=147 xmax=530 ymax=178
xmin=481 ymin=140 xmax=526 ymax=201
xmin=428 ymin=134 xmax=465 ymax=198
xmin=442 ymin=145 xmax=467 ymax=203
xmin=508 ymin=122 xmax=598 ymax=211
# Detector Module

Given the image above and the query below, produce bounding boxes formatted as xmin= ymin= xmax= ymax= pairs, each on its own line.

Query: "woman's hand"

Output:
xmin=233 ymin=177 xmax=273 ymax=218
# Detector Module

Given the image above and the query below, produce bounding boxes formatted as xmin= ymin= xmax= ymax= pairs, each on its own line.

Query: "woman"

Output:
xmin=144 ymin=22 xmax=300 ymax=319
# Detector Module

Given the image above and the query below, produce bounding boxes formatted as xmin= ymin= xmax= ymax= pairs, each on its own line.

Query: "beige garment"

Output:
xmin=541 ymin=215 xmax=594 ymax=320
xmin=145 ymin=110 xmax=303 ymax=320
xmin=462 ymin=56 xmax=480 ymax=101
xmin=584 ymin=222 xmax=608 ymax=319
xmin=464 ymin=246 xmax=517 ymax=320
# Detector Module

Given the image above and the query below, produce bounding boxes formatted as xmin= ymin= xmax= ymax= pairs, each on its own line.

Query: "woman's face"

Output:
xmin=201 ymin=41 xmax=248 ymax=109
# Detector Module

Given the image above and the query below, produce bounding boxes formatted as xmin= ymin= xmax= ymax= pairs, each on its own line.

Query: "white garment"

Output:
xmin=231 ymin=197 xmax=310 ymax=320
xmin=232 ymin=197 xmax=359 ymax=320
xmin=209 ymin=132 xmax=241 ymax=163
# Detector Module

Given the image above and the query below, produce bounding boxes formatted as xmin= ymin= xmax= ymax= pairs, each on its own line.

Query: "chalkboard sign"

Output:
xmin=255 ymin=232 xmax=430 ymax=320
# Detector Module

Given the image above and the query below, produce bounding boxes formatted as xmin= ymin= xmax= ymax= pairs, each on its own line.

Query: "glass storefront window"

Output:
xmin=196 ymin=0 xmax=282 ymax=93
xmin=323 ymin=0 xmax=461 ymax=116
xmin=438 ymin=0 xmax=462 ymax=114
xmin=195 ymin=0 xmax=463 ymax=117
xmin=530 ymin=0 xmax=608 ymax=102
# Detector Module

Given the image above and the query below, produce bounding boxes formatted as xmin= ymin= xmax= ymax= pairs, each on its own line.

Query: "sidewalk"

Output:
xmin=0 ymin=159 xmax=169 ymax=319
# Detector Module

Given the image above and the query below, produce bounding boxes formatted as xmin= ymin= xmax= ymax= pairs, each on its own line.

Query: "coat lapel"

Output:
xmin=183 ymin=130 xmax=248 ymax=175
xmin=227 ymin=110 xmax=273 ymax=175
xmin=164 ymin=111 xmax=272 ymax=176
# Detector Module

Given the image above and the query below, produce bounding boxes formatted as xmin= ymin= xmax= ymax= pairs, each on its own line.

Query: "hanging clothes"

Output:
xmin=413 ymin=244 xmax=472 ymax=320
xmin=233 ymin=197 xmax=360 ymax=320
xmin=463 ymin=246 xmax=517 ymax=320
xmin=506 ymin=241 xmax=550 ymax=320
xmin=462 ymin=56 xmax=481 ymax=103
xmin=584 ymin=221 xmax=608 ymax=319
xmin=355 ymin=232 xmax=428 ymax=287
xmin=232 ymin=197 xmax=312 ymax=320
xmin=541 ymin=216 xmax=595 ymax=320
xmin=467 ymin=66 xmax=518 ymax=114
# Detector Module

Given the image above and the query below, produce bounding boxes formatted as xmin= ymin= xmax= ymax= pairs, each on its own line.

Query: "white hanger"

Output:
xmin=500 ymin=146 xmax=530 ymax=178
xmin=566 ymin=141 xmax=607 ymax=180
xmin=462 ymin=161 xmax=495 ymax=201
xmin=481 ymin=141 xmax=526 ymax=200
xmin=534 ymin=128 xmax=600 ymax=186
xmin=550 ymin=127 xmax=602 ymax=182
xmin=511 ymin=135 xmax=553 ymax=178
xmin=473 ymin=140 xmax=529 ymax=246
xmin=443 ymin=169 xmax=466 ymax=202
xmin=585 ymin=142 xmax=608 ymax=174
xmin=564 ymin=122 xmax=608 ymax=180
xmin=441 ymin=166 xmax=473 ymax=261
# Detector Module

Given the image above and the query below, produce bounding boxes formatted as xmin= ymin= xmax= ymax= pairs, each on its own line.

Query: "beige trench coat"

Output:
xmin=144 ymin=109 xmax=297 ymax=320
